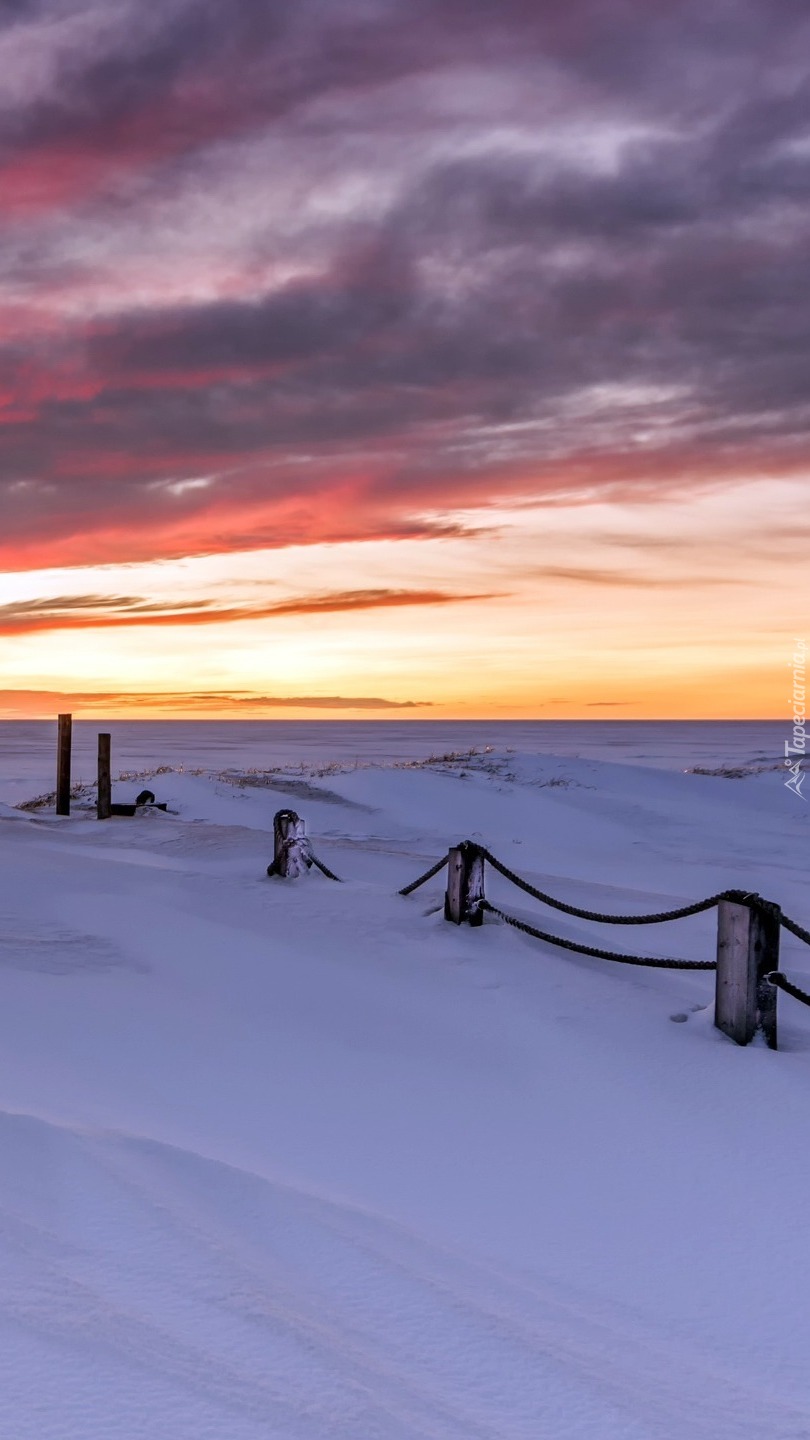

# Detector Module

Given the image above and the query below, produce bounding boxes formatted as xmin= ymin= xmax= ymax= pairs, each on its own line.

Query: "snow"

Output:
xmin=0 ymin=723 xmax=809 ymax=1438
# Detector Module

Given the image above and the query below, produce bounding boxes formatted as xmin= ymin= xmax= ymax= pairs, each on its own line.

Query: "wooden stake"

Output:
xmin=97 ymin=733 xmax=111 ymax=820
xmin=444 ymin=842 xmax=485 ymax=926
xmin=753 ymin=900 xmax=780 ymax=1052
xmin=466 ymin=845 xmax=485 ymax=928
xmin=268 ymin=809 xmax=311 ymax=878
xmin=56 ymin=713 xmax=72 ymax=816
xmin=715 ymin=896 xmax=780 ymax=1048
xmin=445 ymin=847 xmax=465 ymax=923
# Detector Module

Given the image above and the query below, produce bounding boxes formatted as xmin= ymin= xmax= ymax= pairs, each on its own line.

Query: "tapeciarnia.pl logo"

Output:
xmin=785 ymin=636 xmax=806 ymax=799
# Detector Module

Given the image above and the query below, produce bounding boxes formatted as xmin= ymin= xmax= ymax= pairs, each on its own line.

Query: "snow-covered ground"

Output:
xmin=0 ymin=729 xmax=809 ymax=1438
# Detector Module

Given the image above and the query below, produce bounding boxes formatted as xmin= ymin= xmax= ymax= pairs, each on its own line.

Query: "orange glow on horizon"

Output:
xmin=1 ymin=477 xmax=806 ymax=723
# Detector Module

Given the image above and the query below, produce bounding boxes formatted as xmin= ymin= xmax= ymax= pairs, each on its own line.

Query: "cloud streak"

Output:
xmin=0 ymin=587 xmax=496 ymax=635
xmin=530 ymin=566 xmax=747 ymax=588
xmin=0 ymin=689 xmax=431 ymax=715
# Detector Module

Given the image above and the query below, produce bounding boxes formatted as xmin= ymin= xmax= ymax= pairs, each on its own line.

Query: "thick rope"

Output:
xmin=481 ymin=848 xmax=749 ymax=924
xmin=780 ymin=913 xmax=810 ymax=948
xmin=767 ymin=971 xmax=810 ymax=1008
xmin=268 ymin=834 xmax=342 ymax=881
xmin=309 ymin=853 xmax=342 ymax=882
xmin=481 ymin=902 xmax=716 ymax=970
xmin=399 ymin=853 xmax=450 ymax=897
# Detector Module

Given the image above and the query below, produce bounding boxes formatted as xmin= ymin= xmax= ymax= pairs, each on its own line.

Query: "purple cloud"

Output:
xmin=0 ymin=0 xmax=807 ymax=570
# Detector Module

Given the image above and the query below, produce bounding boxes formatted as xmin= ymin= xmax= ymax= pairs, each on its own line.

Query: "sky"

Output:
xmin=0 ymin=0 xmax=808 ymax=720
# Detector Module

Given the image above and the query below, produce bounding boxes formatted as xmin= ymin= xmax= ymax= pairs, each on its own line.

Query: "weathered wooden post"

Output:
xmin=267 ymin=809 xmax=312 ymax=878
xmin=56 ymin=713 xmax=72 ymax=816
xmin=97 ymin=733 xmax=111 ymax=820
xmin=754 ymin=901 xmax=780 ymax=1051
xmin=444 ymin=842 xmax=485 ymax=926
xmin=715 ymin=895 xmax=780 ymax=1049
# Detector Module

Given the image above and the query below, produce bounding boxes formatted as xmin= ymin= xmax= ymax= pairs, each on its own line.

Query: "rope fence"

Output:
xmin=480 ymin=848 xmax=752 ymax=925
xmin=260 ymin=809 xmax=809 ymax=1049
xmin=767 ymin=971 xmax=810 ymax=1009
xmin=480 ymin=901 xmax=717 ymax=969
xmin=398 ymin=839 xmax=810 ymax=1051
xmin=309 ymin=853 xmax=343 ymax=883
xmin=398 ymin=853 xmax=450 ymax=897
xmin=41 ymin=715 xmax=810 ymax=1045
xmin=780 ymin=913 xmax=810 ymax=948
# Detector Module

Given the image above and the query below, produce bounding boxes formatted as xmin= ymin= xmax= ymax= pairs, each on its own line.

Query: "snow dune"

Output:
xmin=0 ymin=746 xmax=808 ymax=1438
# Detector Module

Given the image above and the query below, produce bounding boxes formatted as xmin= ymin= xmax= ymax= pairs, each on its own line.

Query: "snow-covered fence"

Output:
xmin=399 ymin=842 xmax=810 ymax=1051
xmin=266 ymin=809 xmax=341 ymax=881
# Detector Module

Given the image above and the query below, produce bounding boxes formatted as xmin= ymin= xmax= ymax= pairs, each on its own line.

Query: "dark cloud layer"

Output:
xmin=1 ymin=0 xmax=808 ymax=569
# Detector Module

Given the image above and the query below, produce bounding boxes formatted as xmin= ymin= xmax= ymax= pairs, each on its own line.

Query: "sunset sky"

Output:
xmin=1 ymin=0 xmax=807 ymax=719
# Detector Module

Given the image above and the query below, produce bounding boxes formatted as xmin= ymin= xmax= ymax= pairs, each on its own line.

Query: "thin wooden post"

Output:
xmin=56 ymin=713 xmax=72 ymax=816
xmin=97 ymin=733 xmax=111 ymax=820
xmin=445 ymin=847 xmax=465 ymax=923
xmin=268 ymin=809 xmax=311 ymax=878
xmin=753 ymin=901 xmax=780 ymax=1051
xmin=715 ymin=896 xmax=780 ymax=1048
xmin=466 ymin=844 xmax=485 ymax=927
xmin=444 ymin=842 xmax=485 ymax=926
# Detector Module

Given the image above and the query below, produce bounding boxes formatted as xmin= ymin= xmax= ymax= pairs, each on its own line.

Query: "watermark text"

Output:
xmin=785 ymin=636 xmax=806 ymax=799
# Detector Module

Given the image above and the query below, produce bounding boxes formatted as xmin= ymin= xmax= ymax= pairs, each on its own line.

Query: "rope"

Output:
xmin=767 ymin=971 xmax=810 ymax=1008
xmin=267 ymin=834 xmax=341 ymax=881
xmin=481 ymin=849 xmax=749 ymax=924
xmin=310 ymin=853 xmax=342 ymax=882
xmin=481 ymin=902 xmax=716 ymax=969
xmin=780 ymin=913 xmax=810 ymax=948
xmin=399 ymin=853 xmax=450 ymax=897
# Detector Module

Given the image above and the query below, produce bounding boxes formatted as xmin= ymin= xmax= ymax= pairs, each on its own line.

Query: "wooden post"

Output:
xmin=466 ymin=844 xmax=485 ymax=927
xmin=268 ymin=809 xmax=311 ymax=878
xmin=754 ymin=901 xmax=780 ymax=1052
xmin=444 ymin=842 xmax=485 ymax=926
xmin=56 ymin=713 xmax=72 ymax=816
xmin=715 ymin=896 xmax=780 ymax=1048
xmin=97 ymin=733 xmax=111 ymax=820
xmin=445 ymin=847 xmax=465 ymax=923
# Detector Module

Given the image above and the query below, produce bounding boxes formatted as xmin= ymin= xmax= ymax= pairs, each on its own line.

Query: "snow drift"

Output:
xmin=0 ymin=735 xmax=808 ymax=1438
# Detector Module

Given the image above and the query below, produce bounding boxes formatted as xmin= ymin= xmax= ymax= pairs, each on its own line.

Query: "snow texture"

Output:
xmin=0 ymin=722 xmax=808 ymax=1438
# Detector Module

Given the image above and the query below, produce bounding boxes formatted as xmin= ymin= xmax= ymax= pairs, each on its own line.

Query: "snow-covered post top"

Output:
xmin=268 ymin=809 xmax=314 ymax=879
xmin=444 ymin=842 xmax=485 ymax=927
